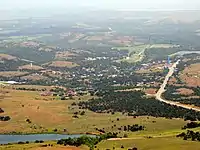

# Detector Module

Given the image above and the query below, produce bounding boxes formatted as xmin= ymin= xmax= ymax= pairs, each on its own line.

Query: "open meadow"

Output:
xmin=0 ymin=86 xmax=189 ymax=136
xmin=96 ymin=136 xmax=200 ymax=150
xmin=179 ymin=63 xmax=200 ymax=87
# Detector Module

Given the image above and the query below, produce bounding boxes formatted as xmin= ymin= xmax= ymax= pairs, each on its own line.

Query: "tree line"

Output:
xmin=78 ymin=91 xmax=200 ymax=121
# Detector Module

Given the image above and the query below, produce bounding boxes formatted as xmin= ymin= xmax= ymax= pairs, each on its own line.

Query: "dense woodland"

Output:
xmin=78 ymin=91 xmax=200 ymax=121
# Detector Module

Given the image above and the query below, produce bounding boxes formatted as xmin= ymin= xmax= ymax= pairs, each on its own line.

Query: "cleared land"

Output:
xmin=145 ymin=88 xmax=157 ymax=95
xmin=180 ymin=63 xmax=200 ymax=87
xmin=49 ymin=61 xmax=78 ymax=68
xmin=176 ymin=88 xmax=194 ymax=96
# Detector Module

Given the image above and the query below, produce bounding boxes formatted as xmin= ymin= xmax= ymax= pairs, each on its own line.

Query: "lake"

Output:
xmin=0 ymin=134 xmax=94 ymax=144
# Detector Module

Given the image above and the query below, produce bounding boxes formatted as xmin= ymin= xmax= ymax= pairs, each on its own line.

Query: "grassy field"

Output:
xmin=2 ymin=136 xmax=200 ymax=150
xmin=114 ymin=44 xmax=150 ymax=63
xmin=0 ymin=141 xmax=87 ymax=150
xmin=1 ymin=87 xmax=200 ymax=150
xmin=0 ymin=88 xmax=188 ymax=135
xmin=96 ymin=136 xmax=200 ymax=150
xmin=114 ymin=44 xmax=176 ymax=63
xmin=179 ymin=63 xmax=200 ymax=87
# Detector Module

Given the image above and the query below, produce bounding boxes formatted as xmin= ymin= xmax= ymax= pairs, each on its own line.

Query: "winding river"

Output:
xmin=0 ymin=134 xmax=94 ymax=144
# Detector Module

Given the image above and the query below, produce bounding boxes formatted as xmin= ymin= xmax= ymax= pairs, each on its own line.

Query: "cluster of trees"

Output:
xmin=0 ymin=116 xmax=11 ymax=121
xmin=177 ymin=130 xmax=200 ymax=141
xmin=182 ymin=122 xmax=200 ymax=129
xmin=78 ymin=91 xmax=200 ymax=121
xmin=72 ymin=111 xmax=86 ymax=119
xmin=57 ymin=133 xmax=118 ymax=150
xmin=123 ymin=124 xmax=144 ymax=132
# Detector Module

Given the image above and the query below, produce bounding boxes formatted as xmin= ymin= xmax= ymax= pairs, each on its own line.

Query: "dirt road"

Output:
xmin=155 ymin=60 xmax=200 ymax=112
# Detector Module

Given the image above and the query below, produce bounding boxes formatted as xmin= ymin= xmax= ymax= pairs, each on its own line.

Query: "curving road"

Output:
xmin=155 ymin=60 xmax=200 ymax=112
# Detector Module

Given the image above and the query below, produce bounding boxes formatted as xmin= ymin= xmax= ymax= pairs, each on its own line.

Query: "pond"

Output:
xmin=0 ymin=134 xmax=94 ymax=144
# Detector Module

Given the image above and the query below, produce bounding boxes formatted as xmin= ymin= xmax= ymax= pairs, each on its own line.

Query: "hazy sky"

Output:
xmin=1 ymin=0 xmax=200 ymax=10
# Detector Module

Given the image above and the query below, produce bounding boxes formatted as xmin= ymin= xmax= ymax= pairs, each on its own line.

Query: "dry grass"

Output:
xmin=0 ymin=71 xmax=29 ymax=77
xmin=97 ymin=136 xmax=200 ymax=150
xmin=145 ymin=88 xmax=157 ymax=95
xmin=49 ymin=61 xmax=78 ymax=68
xmin=19 ymin=65 xmax=44 ymax=71
xmin=0 ymin=88 xmax=187 ymax=136
xmin=176 ymin=88 xmax=194 ymax=96
xmin=183 ymin=63 xmax=200 ymax=74
xmin=0 ymin=54 xmax=17 ymax=61
xmin=0 ymin=141 xmax=84 ymax=150
xmin=180 ymin=63 xmax=200 ymax=87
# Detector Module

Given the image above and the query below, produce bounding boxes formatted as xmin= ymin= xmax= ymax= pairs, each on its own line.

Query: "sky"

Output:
xmin=1 ymin=0 xmax=200 ymax=10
